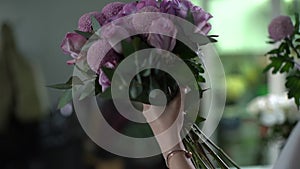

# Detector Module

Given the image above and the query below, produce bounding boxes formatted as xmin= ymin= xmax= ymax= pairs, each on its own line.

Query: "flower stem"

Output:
xmin=287 ymin=38 xmax=300 ymax=58
xmin=192 ymin=124 xmax=241 ymax=169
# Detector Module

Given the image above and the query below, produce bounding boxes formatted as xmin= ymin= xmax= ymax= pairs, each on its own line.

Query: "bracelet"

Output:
xmin=166 ymin=149 xmax=193 ymax=168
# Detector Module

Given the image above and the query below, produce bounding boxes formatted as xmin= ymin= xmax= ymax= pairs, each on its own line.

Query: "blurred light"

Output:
xmin=210 ymin=0 xmax=270 ymax=54
xmin=284 ymin=0 xmax=293 ymax=3
xmin=60 ymin=103 xmax=73 ymax=117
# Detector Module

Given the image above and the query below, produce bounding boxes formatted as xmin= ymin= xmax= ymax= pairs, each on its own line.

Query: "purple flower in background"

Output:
xmin=268 ymin=15 xmax=294 ymax=41
xmin=78 ymin=11 xmax=102 ymax=32
xmin=160 ymin=0 xmax=192 ymax=18
xmin=148 ymin=17 xmax=177 ymax=51
xmin=61 ymin=32 xmax=87 ymax=64
xmin=137 ymin=0 xmax=158 ymax=10
xmin=191 ymin=6 xmax=212 ymax=35
xmin=100 ymin=2 xmax=125 ymax=25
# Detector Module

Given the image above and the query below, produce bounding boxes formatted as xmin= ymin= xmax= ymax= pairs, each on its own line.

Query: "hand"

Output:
xmin=142 ymin=88 xmax=186 ymax=154
xmin=143 ymin=88 xmax=196 ymax=169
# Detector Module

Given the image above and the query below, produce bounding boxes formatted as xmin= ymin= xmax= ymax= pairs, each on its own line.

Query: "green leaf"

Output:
xmin=189 ymin=33 xmax=212 ymax=46
xmin=278 ymin=42 xmax=287 ymax=53
xmin=266 ymin=48 xmax=279 ymax=55
xmin=280 ymin=61 xmax=294 ymax=73
xmin=48 ymin=76 xmax=83 ymax=89
xmin=121 ymin=39 xmax=136 ymax=57
xmin=99 ymin=87 xmax=112 ymax=99
xmin=57 ymin=89 xmax=72 ymax=109
xmin=195 ymin=116 xmax=206 ymax=124
xmin=208 ymin=36 xmax=218 ymax=43
xmin=294 ymin=13 xmax=299 ymax=35
xmin=173 ymin=40 xmax=197 ymax=59
xmin=74 ymin=30 xmax=93 ymax=39
xmin=102 ymin=67 xmax=115 ymax=81
xmin=79 ymin=82 xmax=95 ymax=100
xmin=91 ymin=15 xmax=101 ymax=31
xmin=66 ymin=76 xmax=84 ymax=85
xmin=129 ymin=81 xmax=143 ymax=99
xmin=264 ymin=56 xmax=286 ymax=74
xmin=286 ymin=72 xmax=300 ymax=107
xmin=48 ymin=83 xmax=72 ymax=90
xmin=266 ymin=40 xmax=276 ymax=44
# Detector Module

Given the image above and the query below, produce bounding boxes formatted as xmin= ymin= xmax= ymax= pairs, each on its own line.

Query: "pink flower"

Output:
xmin=136 ymin=0 xmax=158 ymax=10
xmin=99 ymin=69 xmax=111 ymax=92
xmin=191 ymin=6 xmax=212 ymax=35
xmin=148 ymin=17 xmax=177 ymax=51
xmin=101 ymin=23 xmax=130 ymax=53
xmin=119 ymin=2 xmax=139 ymax=16
xmin=61 ymin=32 xmax=87 ymax=64
xmin=160 ymin=0 xmax=192 ymax=18
xmin=268 ymin=15 xmax=294 ymax=41
xmin=78 ymin=11 xmax=103 ymax=32
xmin=132 ymin=6 xmax=160 ymax=33
xmin=100 ymin=2 xmax=125 ymax=25
xmin=87 ymin=39 xmax=119 ymax=72
xmin=87 ymin=39 xmax=122 ymax=91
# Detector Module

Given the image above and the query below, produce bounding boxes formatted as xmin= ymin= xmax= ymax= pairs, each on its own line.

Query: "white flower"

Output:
xmin=247 ymin=93 xmax=299 ymax=126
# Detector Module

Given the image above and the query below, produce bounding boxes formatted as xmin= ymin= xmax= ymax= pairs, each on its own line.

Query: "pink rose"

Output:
xmin=61 ymin=32 xmax=87 ymax=64
xmin=87 ymin=39 xmax=121 ymax=91
xmin=101 ymin=23 xmax=130 ymax=53
xmin=87 ymin=39 xmax=120 ymax=71
xmin=78 ymin=11 xmax=103 ymax=32
xmin=132 ymin=6 xmax=160 ymax=33
xmin=119 ymin=2 xmax=139 ymax=16
xmin=136 ymin=0 xmax=158 ymax=10
xmin=148 ymin=17 xmax=177 ymax=51
xmin=160 ymin=0 xmax=192 ymax=18
xmin=191 ymin=6 xmax=212 ymax=35
xmin=268 ymin=15 xmax=294 ymax=41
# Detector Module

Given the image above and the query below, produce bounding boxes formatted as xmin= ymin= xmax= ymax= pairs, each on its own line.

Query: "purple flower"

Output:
xmin=191 ymin=6 xmax=212 ymax=35
xmin=87 ymin=39 xmax=120 ymax=73
xmin=99 ymin=69 xmax=111 ymax=92
xmin=148 ymin=17 xmax=177 ymax=51
xmin=100 ymin=2 xmax=125 ymax=25
xmin=119 ymin=2 xmax=139 ymax=16
xmin=136 ymin=0 xmax=158 ymax=10
xmin=61 ymin=32 xmax=87 ymax=64
xmin=101 ymin=23 xmax=130 ymax=53
xmin=132 ymin=6 xmax=160 ymax=33
xmin=78 ymin=11 xmax=103 ymax=32
xmin=160 ymin=0 xmax=192 ymax=18
xmin=268 ymin=15 xmax=294 ymax=41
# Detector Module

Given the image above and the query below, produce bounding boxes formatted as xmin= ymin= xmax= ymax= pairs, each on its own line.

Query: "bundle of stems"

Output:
xmin=182 ymin=123 xmax=240 ymax=169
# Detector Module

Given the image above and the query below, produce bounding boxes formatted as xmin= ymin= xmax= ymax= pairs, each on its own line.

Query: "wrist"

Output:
xmin=162 ymin=142 xmax=185 ymax=159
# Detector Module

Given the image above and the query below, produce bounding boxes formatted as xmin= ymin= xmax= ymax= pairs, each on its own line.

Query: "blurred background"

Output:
xmin=0 ymin=0 xmax=299 ymax=169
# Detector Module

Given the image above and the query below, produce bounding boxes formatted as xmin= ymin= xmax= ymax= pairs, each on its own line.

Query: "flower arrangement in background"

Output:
xmin=50 ymin=0 xmax=240 ymax=168
xmin=247 ymin=93 xmax=299 ymax=140
xmin=265 ymin=13 xmax=300 ymax=107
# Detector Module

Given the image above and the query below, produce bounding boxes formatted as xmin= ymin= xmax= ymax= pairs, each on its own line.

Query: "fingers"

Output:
xmin=142 ymin=86 xmax=188 ymax=122
xmin=168 ymin=87 xmax=187 ymax=113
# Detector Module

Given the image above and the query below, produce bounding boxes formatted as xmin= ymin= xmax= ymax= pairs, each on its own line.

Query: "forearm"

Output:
xmin=151 ymin=128 xmax=195 ymax=169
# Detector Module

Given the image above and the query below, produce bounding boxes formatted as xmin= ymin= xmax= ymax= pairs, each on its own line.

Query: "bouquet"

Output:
xmin=51 ymin=0 xmax=240 ymax=168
